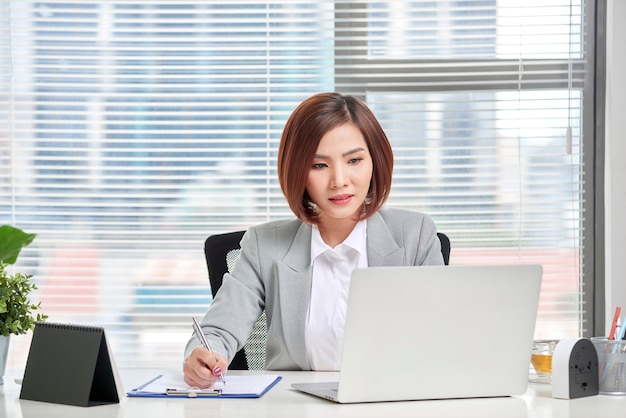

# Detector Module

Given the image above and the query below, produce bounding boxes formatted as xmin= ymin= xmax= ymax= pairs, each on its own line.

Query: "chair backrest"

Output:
xmin=204 ymin=229 xmax=451 ymax=370
xmin=437 ymin=232 xmax=451 ymax=265
xmin=205 ymin=230 xmax=245 ymax=296
xmin=204 ymin=230 xmax=261 ymax=370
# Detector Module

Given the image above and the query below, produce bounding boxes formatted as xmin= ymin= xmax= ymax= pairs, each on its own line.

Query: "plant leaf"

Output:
xmin=0 ymin=225 xmax=37 ymax=264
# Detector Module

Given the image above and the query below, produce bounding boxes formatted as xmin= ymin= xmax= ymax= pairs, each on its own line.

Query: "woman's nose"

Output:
xmin=330 ymin=166 xmax=346 ymax=188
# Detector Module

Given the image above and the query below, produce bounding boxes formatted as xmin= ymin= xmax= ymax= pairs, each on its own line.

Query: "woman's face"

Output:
xmin=305 ymin=123 xmax=373 ymax=225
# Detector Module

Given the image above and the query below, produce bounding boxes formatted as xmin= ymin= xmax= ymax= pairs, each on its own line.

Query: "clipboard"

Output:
xmin=127 ymin=373 xmax=282 ymax=398
xmin=19 ymin=322 xmax=123 ymax=407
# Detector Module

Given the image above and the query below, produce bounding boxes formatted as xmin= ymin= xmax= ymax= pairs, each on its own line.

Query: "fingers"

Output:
xmin=183 ymin=347 xmax=228 ymax=389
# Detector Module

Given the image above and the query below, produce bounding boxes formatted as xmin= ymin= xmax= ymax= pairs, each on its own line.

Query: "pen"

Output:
xmin=192 ymin=317 xmax=226 ymax=385
xmin=609 ymin=307 xmax=621 ymax=340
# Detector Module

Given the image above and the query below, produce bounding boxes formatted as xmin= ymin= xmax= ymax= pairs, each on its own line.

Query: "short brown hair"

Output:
xmin=277 ymin=92 xmax=394 ymax=223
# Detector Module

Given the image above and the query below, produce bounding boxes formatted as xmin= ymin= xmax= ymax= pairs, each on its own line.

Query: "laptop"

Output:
xmin=291 ymin=264 xmax=542 ymax=403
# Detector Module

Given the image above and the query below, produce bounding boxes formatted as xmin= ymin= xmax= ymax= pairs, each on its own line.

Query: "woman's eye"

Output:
xmin=312 ymin=163 xmax=327 ymax=169
xmin=348 ymin=157 xmax=363 ymax=164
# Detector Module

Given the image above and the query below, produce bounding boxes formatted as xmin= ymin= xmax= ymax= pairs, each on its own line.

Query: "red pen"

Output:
xmin=609 ymin=306 xmax=621 ymax=340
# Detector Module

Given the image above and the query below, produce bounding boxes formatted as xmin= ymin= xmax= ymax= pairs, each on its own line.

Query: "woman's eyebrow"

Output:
xmin=314 ymin=147 xmax=366 ymax=159
xmin=343 ymin=147 xmax=366 ymax=157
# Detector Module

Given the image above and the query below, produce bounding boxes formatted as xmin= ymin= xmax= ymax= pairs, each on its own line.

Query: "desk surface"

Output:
xmin=2 ymin=368 xmax=626 ymax=418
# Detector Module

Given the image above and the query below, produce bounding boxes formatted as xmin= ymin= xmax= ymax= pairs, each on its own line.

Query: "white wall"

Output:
xmin=605 ymin=0 xmax=626 ymax=333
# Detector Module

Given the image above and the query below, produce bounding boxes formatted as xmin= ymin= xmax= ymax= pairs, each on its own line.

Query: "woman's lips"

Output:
xmin=329 ymin=194 xmax=353 ymax=205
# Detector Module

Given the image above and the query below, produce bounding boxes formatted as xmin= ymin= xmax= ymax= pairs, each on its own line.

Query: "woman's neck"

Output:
xmin=316 ymin=217 xmax=360 ymax=248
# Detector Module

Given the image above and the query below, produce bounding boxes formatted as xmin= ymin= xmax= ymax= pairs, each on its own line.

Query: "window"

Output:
xmin=1 ymin=0 xmax=597 ymax=368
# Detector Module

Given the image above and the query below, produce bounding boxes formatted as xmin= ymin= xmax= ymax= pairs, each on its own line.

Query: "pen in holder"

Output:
xmin=591 ymin=337 xmax=626 ymax=395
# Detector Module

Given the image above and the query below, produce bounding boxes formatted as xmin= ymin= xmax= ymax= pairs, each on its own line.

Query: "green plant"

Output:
xmin=0 ymin=225 xmax=47 ymax=337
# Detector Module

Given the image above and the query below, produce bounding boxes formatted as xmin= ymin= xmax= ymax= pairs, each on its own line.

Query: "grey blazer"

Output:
xmin=185 ymin=207 xmax=444 ymax=370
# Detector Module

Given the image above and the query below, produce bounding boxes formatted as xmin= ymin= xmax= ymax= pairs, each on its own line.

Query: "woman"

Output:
xmin=183 ymin=92 xmax=443 ymax=388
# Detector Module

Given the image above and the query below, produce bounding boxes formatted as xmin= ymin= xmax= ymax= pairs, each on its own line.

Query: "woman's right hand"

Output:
xmin=183 ymin=346 xmax=229 ymax=388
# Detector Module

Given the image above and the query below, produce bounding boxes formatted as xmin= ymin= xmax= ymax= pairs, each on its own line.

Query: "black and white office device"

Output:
xmin=551 ymin=338 xmax=599 ymax=399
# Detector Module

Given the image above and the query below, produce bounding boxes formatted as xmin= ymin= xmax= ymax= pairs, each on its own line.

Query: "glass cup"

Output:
xmin=529 ymin=339 xmax=559 ymax=383
xmin=591 ymin=337 xmax=626 ymax=395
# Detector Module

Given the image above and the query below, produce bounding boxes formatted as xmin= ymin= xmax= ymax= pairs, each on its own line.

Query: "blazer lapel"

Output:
xmin=366 ymin=212 xmax=406 ymax=266
xmin=276 ymin=223 xmax=313 ymax=370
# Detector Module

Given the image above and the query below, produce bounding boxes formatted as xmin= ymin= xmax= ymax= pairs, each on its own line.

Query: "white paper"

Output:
xmin=136 ymin=374 xmax=280 ymax=396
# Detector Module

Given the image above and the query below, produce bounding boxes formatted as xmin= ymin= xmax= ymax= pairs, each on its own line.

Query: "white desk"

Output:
xmin=1 ymin=368 xmax=625 ymax=418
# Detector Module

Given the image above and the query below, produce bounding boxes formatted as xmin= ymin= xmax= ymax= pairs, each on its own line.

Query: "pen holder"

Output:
xmin=591 ymin=337 xmax=626 ymax=395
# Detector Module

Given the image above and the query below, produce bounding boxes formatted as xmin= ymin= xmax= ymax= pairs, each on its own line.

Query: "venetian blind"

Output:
xmin=1 ymin=0 xmax=592 ymax=369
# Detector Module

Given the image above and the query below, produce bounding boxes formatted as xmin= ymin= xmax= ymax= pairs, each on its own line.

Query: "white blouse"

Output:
xmin=305 ymin=220 xmax=368 ymax=370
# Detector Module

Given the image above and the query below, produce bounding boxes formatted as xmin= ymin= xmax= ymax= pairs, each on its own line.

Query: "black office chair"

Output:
xmin=437 ymin=232 xmax=450 ymax=266
xmin=204 ymin=230 xmax=451 ymax=370
xmin=204 ymin=230 xmax=263 ymax=370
